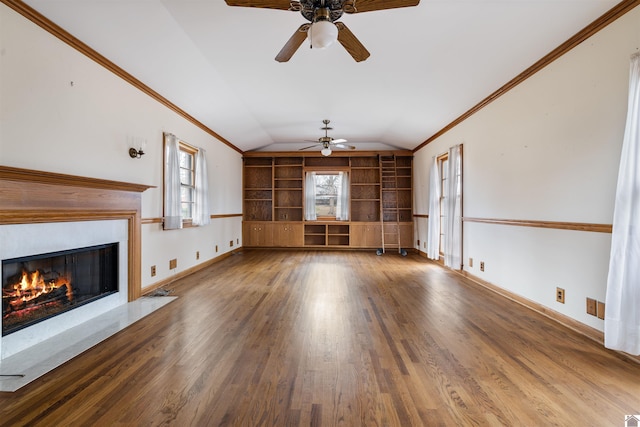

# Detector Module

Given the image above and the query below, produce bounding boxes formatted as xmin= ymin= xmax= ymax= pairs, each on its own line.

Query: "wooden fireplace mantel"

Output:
xmin=0 ymin=165 xmax=154 ymax=301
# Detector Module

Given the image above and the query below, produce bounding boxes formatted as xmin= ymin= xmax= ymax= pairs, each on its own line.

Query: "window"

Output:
xmin=305 ymin=171 xmax=349 ymax=221
xmin=163 ymin=132 xmax=210 ymax=230
xmin=438 ymin=145 xmax=463 ymax=268
xmin=179 ymin=143 xmax=197 ymax=222
xmin=314 ymin=173 xmax=342 ymax=218
xmin=438 ymin=153 xmax=449 ymax=258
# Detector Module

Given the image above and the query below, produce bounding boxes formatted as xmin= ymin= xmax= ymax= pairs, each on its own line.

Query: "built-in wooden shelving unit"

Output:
xmin=242 ymin=152 xmax=413 ymax=250
xmin=243 ymin=157 xmax=272 ymax=222
xmin=350 ymin=156 xmax=381 ymax=222
xmin=274 ymin=157 xmax=303 ymax=222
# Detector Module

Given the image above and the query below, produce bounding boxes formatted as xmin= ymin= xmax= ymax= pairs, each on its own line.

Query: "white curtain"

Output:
xmin=305 ymin=172 xmax=317 ymax=221
xmin=444 ymin=144 xmax=462 ymax=269
xmin=336 ymin=172 xmax=350 ymax=221
xmin=192 ymin=148 xmax=211 ymax=226
xmin=427 ymin=156 xmax=441 ymax=260
xmin=163 ymin=133 xmax=182 ymax=230
xmin=605 ymin=53 xmax=640 ymax=355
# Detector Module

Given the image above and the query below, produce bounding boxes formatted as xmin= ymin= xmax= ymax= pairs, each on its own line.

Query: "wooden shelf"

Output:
xmin=305 ymin=157 xmax=350 ymax=167
xmin=304 ymin=223 xmax=326 ymax=246
xmin=275 ymin=157 xmax=303 ymax=165
xmin=244 ymin=157 xmax=273 ymax=221
xmin=350 ymin=157 xmax=378 ymax=168
xmin=273 ymin=158 xmax=303 ymax=222
xmin=274 ymin=207 xmax=302 ymax=221
xmin=304 ymin=223 xmax=350 ymax=247
xmin=350 ymin=157 xmax=381 ymax=224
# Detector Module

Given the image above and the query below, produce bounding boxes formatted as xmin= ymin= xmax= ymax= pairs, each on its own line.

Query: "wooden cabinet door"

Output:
xmin=399 ymin=223 xmax=413 ymax=248
xmin=242 ymin=222 xmax=255 ymax=246
xmin=366 ymin=224 xmax=383 ymax=247
xmin=350 ymin=224 xmax=366 ymax=247
xmin=287 ymin=223 xmax=303 ymax=247
xmin=273 ymin=223 xmax=303 ymax=247
xmin=350 ymin=223 xmax=382 ymax=248
xmin=243 ymin=222 xmax=273 ymax=247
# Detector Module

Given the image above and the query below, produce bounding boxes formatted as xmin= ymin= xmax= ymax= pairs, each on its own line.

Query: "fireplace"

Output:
xmin=2 ymin=243 xmax=119 ymax=336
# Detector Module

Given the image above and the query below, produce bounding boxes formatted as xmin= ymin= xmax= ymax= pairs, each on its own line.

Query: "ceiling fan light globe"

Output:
xmin=308 ymin=21 xmax=338 ymax=49
xmin=321 ymin=147 xmax=332 ymax=156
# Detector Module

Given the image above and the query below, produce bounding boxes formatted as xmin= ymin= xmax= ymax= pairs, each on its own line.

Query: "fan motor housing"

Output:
xmin=299 ymin=0 xmax=344 ymax=22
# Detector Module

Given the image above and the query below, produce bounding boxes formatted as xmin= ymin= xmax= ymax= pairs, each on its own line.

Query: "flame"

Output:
xmin=6 ymin=269 xmax=73 ymax=311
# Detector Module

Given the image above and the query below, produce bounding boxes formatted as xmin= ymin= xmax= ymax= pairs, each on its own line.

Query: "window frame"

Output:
xmin=304 ymin=167 xmax=349 ymax=221
xmin=437 ymin=153 xmax=449 ymax=259
xmin=178 ymin=142 xmax=197 ymax=228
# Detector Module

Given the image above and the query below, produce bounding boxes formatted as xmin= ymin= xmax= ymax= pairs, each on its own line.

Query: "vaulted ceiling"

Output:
xmin=20 ymin=0 xmax=622 ymax=154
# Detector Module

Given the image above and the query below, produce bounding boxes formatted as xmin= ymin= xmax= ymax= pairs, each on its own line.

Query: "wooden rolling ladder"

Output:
xmin=377 ymin=155 xmax=408 ymax=256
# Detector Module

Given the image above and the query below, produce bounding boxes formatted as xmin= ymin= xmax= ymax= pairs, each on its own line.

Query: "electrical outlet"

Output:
xmin=480 ymin=261 xmax=485 ymax=272
xmin=151 ymin=265 xmax=156 ymax=277
xmin=169 ymin=258 xmax=177 ymax=270
xmin=597 ymin=301 xmax=605 ymax=320
xmin=196 ymin=251 xmax=200 ymax=260
xmin=469 ymin=258 xmax=473 ymax=268
xmin=215 ymin=245 xmax=218 ymax=252
xmin=230 ymin=240 xmax=234 ymax=247
xmin=417 ymin=239 xmax=420 ymax=247
xmin=237 ymin=238 xmax=239 ymax=244
xmin=586 ymin=297 xmax=597 ymax=315
xmin=556 ymin=287 xmax=565 ymax=304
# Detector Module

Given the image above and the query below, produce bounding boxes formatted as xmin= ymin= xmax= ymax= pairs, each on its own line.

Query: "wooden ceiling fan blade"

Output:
xmin=225 ymin=0 xmax=293 ymax=10
xmin=299 ymin=144 xmax=319 ymax=151
xmin=275 ymin=24 xmax=309 ymax=62
xmin=345 ymin=0 xmax=420 ymax=13
xmin=334 ymin=143 xmax=356 ymax=150
xmin=335 ymin=23 xmax=370 ymax=62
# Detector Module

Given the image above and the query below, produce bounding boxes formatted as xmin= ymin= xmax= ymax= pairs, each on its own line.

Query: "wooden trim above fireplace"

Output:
xmin=0 ymin=166 xmax=152 ymax=193
xmin=0 ymin=166 xmax=153 ymax=301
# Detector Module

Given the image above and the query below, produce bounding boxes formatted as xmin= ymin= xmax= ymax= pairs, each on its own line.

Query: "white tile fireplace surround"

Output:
xmin=0 ymin=219 xmax=129 ymax=360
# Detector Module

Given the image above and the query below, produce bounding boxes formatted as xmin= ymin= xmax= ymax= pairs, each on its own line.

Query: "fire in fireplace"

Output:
xmin=2 ymin=243 xmax=119 ymax=336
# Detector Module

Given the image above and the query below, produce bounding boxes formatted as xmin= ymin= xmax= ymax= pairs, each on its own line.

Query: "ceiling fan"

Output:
xmin=300 ymin=119 xmax=355 ymax=156
xmin=224 ymin=0 xmax=421 ymax=62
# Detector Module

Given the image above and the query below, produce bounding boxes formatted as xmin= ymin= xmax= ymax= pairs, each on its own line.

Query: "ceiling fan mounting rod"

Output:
xmin=313 ymin=7 xmax=331 ymax=22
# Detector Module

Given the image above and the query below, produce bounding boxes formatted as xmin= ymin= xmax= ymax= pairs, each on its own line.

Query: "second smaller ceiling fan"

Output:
xmin=300 ymin=119 xmax=355 ymax=156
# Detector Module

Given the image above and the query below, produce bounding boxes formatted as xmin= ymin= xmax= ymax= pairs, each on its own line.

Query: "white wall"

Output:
xmin=0 ymin=5 xmax=243 ymax=290
xmin=414 ymin=6 xmax=640 ymax=331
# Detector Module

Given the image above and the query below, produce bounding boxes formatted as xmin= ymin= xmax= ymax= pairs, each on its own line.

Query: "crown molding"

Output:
xmin=1 ymin=0 xmax=244 ymax=155
xmin=414 ymin=0 xmax=640 ymax=152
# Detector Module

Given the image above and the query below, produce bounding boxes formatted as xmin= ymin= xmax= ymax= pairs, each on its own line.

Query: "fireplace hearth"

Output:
xmin=2 ymin=243 xmax=119 ymax=336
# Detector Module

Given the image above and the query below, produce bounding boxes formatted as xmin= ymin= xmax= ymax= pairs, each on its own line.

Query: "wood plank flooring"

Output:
xmin=1 ymin=250 xmax=639 ymax=426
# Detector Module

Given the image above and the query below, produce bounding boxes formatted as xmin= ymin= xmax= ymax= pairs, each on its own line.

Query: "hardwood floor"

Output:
xmin=1 ymin=250 xmax=639 ymax=426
